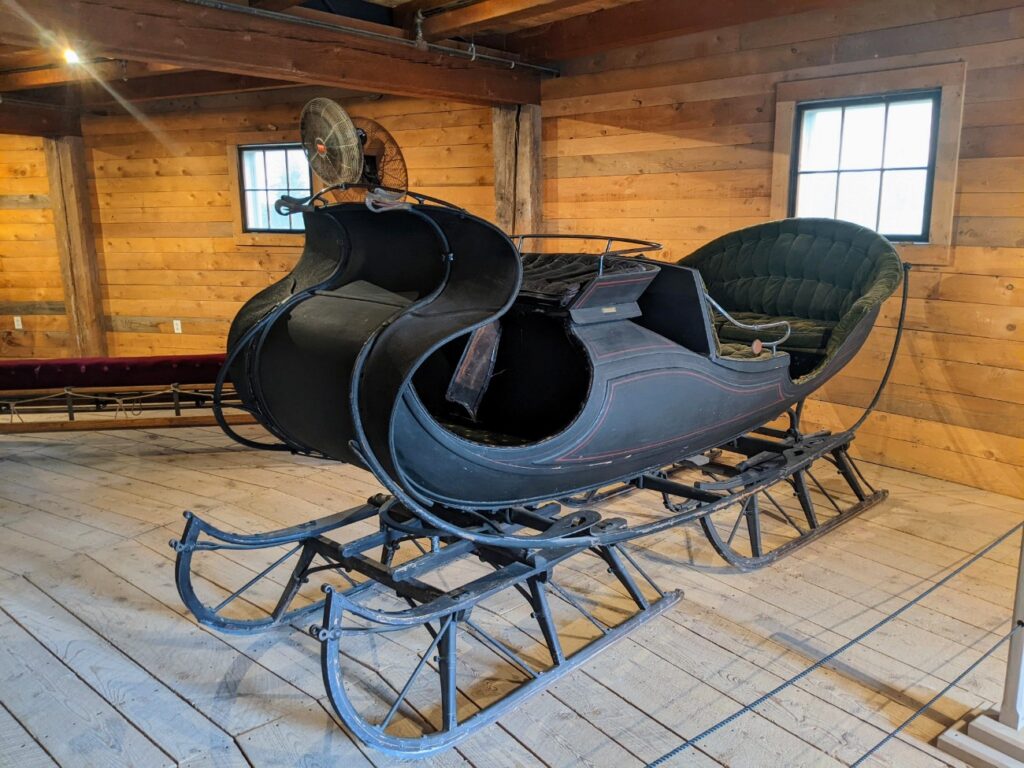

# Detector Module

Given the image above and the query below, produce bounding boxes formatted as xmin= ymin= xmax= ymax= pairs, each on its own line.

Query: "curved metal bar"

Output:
xmin=514 ymin=233 xmax=663 ymax=259
xmin=172 ymin=508 xmax=372 ymax=549
xmin=704 ymin=294 xmax=792 ymax=354
xmin=319 ymin=584 xmax=681 ymax=757
xmin=849 ymin=262 xmax=911 ymax=433
xmin=171 ymin=512 xmax=329 ymax=635
xmin=276 ymin=185 xmax=467 ymax=216
xmin=212 ymin=315 xmax=292 ymax=452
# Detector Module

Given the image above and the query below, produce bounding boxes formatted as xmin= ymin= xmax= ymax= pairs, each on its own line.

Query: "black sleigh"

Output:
xmin=174 ymin=194 xmax=907 ymax=756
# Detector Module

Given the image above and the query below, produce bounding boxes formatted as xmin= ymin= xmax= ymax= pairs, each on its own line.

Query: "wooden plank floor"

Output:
xmin=0 ymin=426 xmax=1021 ymax=767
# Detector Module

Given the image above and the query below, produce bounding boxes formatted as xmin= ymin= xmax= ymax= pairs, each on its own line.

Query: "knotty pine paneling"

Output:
xmin=75 ymin=94 xmax=494 ymax=357
xmin=0 ymin=134 xmax=70 ymax=358
xmin=542 ymin=0 xmax=1024 ymax=496
xmin=0 ymin=96 xmax=492 ymax=360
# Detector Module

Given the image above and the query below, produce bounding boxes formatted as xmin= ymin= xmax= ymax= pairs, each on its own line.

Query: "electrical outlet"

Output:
xmin=13 ymin=315 xmax=22 ymax=330
xmin=172 ymin=319 xmax=183 ymax=334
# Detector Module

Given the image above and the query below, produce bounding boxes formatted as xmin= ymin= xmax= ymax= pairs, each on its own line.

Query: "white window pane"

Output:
xmin=799 ymin=107 xmax=842 ymax=171
xmin=840 ymin=103 xmax=885 ymax=170
xmin=245 ymin=190 xmax=270 ymax=230
xmin=287 ymin=148 xmax=309 ymax=190
xmin=794 ymin=172 xmax=838 ymax=218
xmin=878 ymin=169 xmax=928 ymax=236
xmin=836 ymin=170 xmax=881 ymax=229
xmin=265 ymin=150 xmax=289 ymax=190
xmin=291 ymin=215 xmax=305 ymax=232
xmin=884 ymin=99 xmax=934 ymax=168
xmin=241 ymin=149 xmax=265 ymax=189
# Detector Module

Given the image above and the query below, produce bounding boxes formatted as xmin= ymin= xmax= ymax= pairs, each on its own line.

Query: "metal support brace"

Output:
xmin=528 ymin=576 xmax=564 ymax=665
xmin=791 ymin=470 xmax=819 ymax=529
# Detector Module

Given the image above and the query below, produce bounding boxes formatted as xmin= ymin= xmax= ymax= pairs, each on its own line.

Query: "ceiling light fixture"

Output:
xmin=62 ymin=48 xmax=80 ymax=64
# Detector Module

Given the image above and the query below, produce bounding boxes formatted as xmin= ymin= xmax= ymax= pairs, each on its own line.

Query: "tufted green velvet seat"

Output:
xmin=679 ymin=218 xmax=903 ymax=371
xmin=716 ymin=342 xmax=774 ymax=361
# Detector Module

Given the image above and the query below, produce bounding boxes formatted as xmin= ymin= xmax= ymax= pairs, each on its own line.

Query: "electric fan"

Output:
xmin=299 ymin=97 xmax=363 ymax=188
xmin=298 ymin=97 xmax=408 ymax=204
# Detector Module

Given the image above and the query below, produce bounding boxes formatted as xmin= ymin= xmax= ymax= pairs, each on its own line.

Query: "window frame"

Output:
xmin=226 ymin=131 xmax=316 ymax=247
xmin=770 ymin=62 xmax=966 ymax=266
xmin=787 ymin=89 xmax=941 ymax=243
xmin=236 ymin=142 xmax=313 ymax=235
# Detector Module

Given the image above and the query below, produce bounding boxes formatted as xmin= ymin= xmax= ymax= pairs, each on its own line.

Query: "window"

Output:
xmin=770 ymin=63 xmax=966 ymax=265
xmin=789 ymin=90 xmax=940 ymax=241
xmin=238 ymin=144 xmax=311 ymax=232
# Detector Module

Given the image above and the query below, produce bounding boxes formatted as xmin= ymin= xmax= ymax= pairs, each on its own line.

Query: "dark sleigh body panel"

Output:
xmin=224 ymin=202 xmax=886 ymax=510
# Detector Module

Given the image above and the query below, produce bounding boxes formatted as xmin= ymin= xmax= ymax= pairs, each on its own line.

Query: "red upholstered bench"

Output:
xmin=0 ymin=354 xmax=248 ymax=433
xmin=0 ymin=354 xmax=226 ymax=390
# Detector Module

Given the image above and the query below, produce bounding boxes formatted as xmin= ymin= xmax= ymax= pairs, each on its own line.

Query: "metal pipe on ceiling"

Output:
xmin=178 ymin=0 xmax=560 ymax=76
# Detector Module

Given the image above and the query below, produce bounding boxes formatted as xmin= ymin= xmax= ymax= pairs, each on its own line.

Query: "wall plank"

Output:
xmin=0 ymin=94 xmax=494 ymax=361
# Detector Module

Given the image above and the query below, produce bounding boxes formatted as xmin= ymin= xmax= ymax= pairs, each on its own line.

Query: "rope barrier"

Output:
xmin=647 ymin=522 xmax=1024 ymax=767
xmin=0 ymin=384 xmax=240 ymax=423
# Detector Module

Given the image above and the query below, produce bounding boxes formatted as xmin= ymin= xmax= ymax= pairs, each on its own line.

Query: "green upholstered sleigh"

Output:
xmin=680 ymin=218 xmax=904 ymax=384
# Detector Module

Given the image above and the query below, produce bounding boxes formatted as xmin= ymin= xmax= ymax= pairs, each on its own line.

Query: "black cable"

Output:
xmin=851 ymin=622 xmax=1023 ymax=766
xmin=851 ymin=262 xmax=911 ymax=434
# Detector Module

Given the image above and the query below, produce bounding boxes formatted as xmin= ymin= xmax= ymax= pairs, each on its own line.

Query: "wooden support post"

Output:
xmin=44 ymin=136 xmax=107 ymax=358
xmin=938 ymin=529 xmax=1024 ymax=765
xmin=492 ymin=103 xmax=542 ymax=236
xmin=1001 ymin=534 xmax=1024 ymax=729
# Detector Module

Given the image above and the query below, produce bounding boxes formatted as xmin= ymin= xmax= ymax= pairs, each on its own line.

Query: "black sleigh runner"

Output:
xmin=171 ymin=99 xmax=908 ymax=757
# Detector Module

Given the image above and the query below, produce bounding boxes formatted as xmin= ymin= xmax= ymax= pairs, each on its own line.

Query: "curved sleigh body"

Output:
xmin=175 ymin=197 xmax=905 ymax=757
xmin=223 ymin=203 xmax=898 ymax=511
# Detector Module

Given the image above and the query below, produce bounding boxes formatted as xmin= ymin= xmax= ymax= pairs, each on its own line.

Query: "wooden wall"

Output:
xmin=542 ymin=0 xmax=1024 ymax=497
xmin=1 ymin=0 xmax=1020 ymax=496
xmin=0 ymin=93 xmax=493 ymax=359
xmin=0 ymin=135 xmax=71 ymax=358
xmin=86 ymin=93 xmax=493 ymax=356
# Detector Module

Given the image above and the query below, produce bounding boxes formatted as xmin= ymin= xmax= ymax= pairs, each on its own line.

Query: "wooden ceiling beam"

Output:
xmin=248 ymin=0 xmax=306 ymax=9
xmin=286 ymin=6 xmax=527 ymax=64
xmin=0 ymin=0 xmax=541 ymax=105
xmin=75 ymin=70 xmax=295 ymax=105
xmin=0 ymin=95 xmax=79 ymax=136
xmin=0 ymin=61 xmax=179 ymax=91
xmin=507 ymin=0 xmax=855 ymax=61
xmin=419 ymin=0 xmax=595 ymax=41
xmin=0 ymin=48 xmax=56 ymax=71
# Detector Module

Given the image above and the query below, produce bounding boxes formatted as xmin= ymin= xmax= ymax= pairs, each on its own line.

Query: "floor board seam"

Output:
xmin=0 ymin=602 xmax=176 ymax=766
xmin=19 ymin=563 xmax=287 ymax=744
xmin=0 ymin=694 xmax=59 ymax=767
